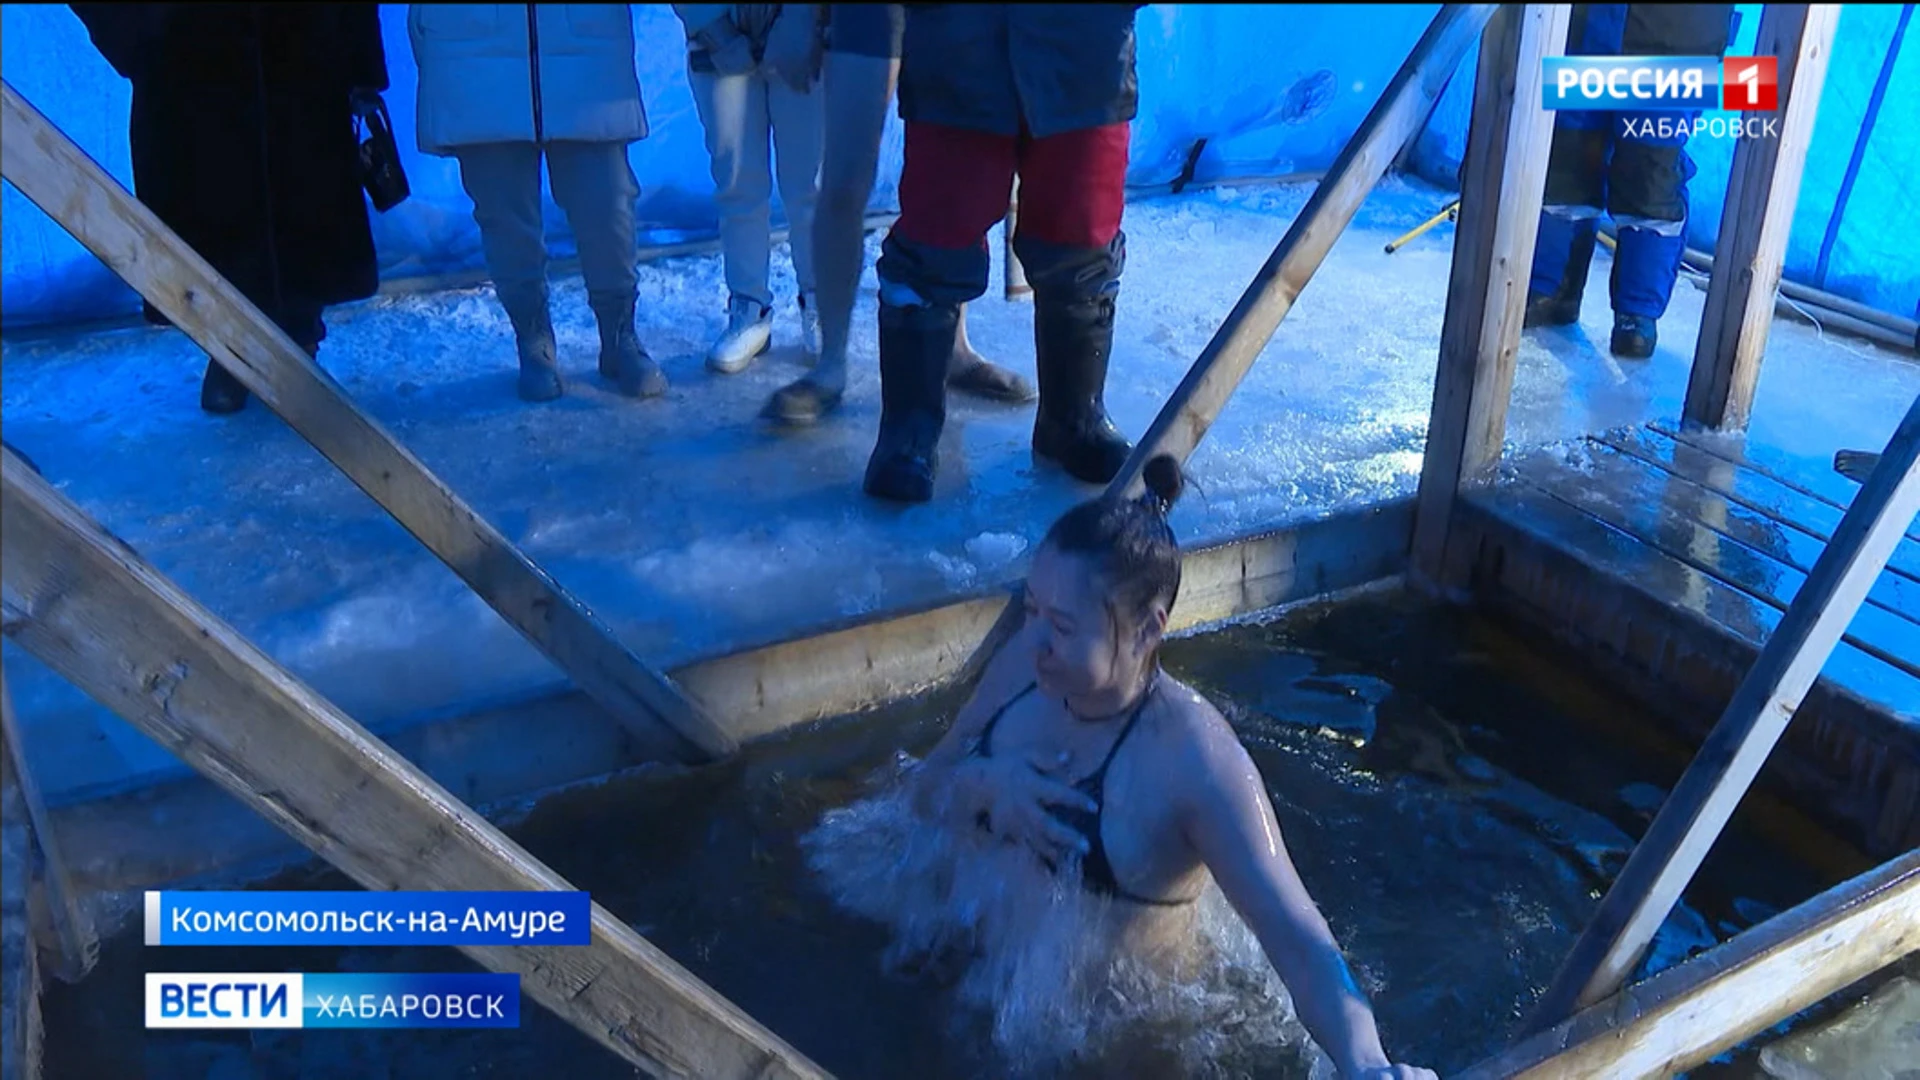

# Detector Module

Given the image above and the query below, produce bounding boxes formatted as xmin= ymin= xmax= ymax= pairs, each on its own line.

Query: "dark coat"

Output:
xmin=70 ymin=3 xmax=389 ymax=337
xmin=897 ymin=4 xmax=1141 ymax=140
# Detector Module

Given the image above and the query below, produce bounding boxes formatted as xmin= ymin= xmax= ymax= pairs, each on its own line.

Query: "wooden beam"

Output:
xmin=1526 ymin=392 xmax=1920 ymax=1030
xmin=1100 ymin=3 xmax=1499 ymax=502
xmin=0 ymin=671 xmax=95 ymax=983
xmin=1681 ymin=6 xmax=1840 ymax=431
xmin=1409 ymin=5 xmax=1569 ymax=589
xmin=0 ymin=81 xmax=734 ymax=764
xmin=0 ymin=450 xmax=827 ymax=1080
xmin=1460 ymin=849 xmax=1920 ymax=1079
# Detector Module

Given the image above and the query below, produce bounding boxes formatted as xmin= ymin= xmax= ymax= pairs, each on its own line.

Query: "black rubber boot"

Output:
xmin=863 ymin=301 xmax=957 ymax=504
xmin=1032 ymin=293 xmax=1132 ymax=485
xmin=1523 ymin=226 xmax=1597 ymax=329
xmin=200 ymin=360 xmax=250 ymax=414
xmin=1611 ymin=312 xmax=1657 ymax=359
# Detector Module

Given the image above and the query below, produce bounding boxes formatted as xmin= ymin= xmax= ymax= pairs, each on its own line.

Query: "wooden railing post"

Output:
xmin=0 ymin=670 xmax=96 ymax=983
xmin=0 ymin=82 xmax=735 ymax=763
xmin=1409 ymin=5 xmax=1570 ymax=589
xmin=1681 ymin=5 xmax=1839 ymax=431
xmin=1004 ymin=175 xmax=1030 ymax=300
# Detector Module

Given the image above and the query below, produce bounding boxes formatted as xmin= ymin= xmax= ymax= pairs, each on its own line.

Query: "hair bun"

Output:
xmin=1141 ymin=453 xmax=1184 ymax=512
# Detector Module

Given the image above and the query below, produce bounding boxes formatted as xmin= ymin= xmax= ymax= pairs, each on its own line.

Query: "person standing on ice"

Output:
xmin=409 ymin=4 xmax=665 ymax=403
xmin=1523 ymin=3 xmax=1735 ymax=359
xmin=863 ymin=4 xmax=1142 ymax=504
xmin=673 ymin=4 xmax=826 ymax=377
xmin=759 ymin=3 xmax=1034 ymax=427
xmin=70 ymin=3 xmax=390 ymax=416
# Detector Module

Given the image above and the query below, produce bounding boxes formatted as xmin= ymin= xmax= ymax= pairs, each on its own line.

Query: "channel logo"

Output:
xmin=145 ymin=972 xmax=520 ymax=1029
xmin=1543 ymin=56 xmax=1778 ymax=111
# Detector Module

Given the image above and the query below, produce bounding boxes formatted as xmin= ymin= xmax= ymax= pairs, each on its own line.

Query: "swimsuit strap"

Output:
xmin=1078 ymin=668 xmax=1162 ymax=793
xmin=973 ymin=681 xmax=1037 ymax=759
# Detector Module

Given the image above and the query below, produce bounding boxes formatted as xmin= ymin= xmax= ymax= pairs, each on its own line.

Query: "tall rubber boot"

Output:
xmin=498 ymin=280 xmax=562 ymax=402
xmin=1524 ymin=214 xmax=1597 ymax=329
xmin=863 ymin=300 xmax=957 ymax=504
xmin=1032 ymin=292 xmax=1132 ymax=485
xmin=590 ymin=291 xmax=667 ymax=399
xmin=1610 ymin=224 xmax=1687 ymax=360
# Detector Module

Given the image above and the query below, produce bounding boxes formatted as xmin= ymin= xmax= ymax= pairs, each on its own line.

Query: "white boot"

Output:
xmin=707 ymin=294 xmax=773 ymax=375
xmin=798 ymin=291 xmax=822 ymax=360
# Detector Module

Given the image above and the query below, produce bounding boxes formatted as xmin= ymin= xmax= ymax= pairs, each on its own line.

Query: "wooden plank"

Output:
xmin=35 ymin=500 xmax=1419 ymax=916
xmin=1409 ymin=3 xmax=1571 ymax=587
xmin=0 ymin=82 xmax=733 ymax=764
xmin=1460 ymin=483 xmax=1920 ymax=716
xmin=1650 ymin=418 xmax=1920 ymax=542
xmin=1681 ymin=5 xmax=1840 ymax=431
xmin=1600 ymin=426 xmax=1920 ymax=583
xmin=1100 ymin=3 xmax=1500 ymax=503
xmin=0 ymin=450 xmax=827 ymax=1080
xmin=1524 ymin=441 xmax=1920 ymax=623
xmin=1458 ymin=850 xmax=1920 ymax=1080
xmin=1526 ymin=393 xmax=1920 ymax=1028
xmin=0 ymin=671 xmax=95 ymax=983
xmin=1511 ymin=447 xmax=1920 ymax=672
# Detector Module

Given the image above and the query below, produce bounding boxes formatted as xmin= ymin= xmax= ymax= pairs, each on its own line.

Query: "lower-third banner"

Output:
xmin=145 ymin=972 xmax=520 ymax=1029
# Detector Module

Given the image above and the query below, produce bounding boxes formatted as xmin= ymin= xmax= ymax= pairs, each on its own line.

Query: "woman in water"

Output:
xmin=906 ymin=455 xmax=1436 ymax=1079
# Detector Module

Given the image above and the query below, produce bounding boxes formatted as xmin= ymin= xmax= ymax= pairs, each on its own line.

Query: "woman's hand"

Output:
xmin=1353 ymin=1064 xmax=1438 ymax=1080
xmin=959 ymin=750 xmax=1099 ymax=866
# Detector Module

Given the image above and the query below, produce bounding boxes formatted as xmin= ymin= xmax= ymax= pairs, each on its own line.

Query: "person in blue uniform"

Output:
xmin=1524 ymin=4 xmax=1736 ymax=359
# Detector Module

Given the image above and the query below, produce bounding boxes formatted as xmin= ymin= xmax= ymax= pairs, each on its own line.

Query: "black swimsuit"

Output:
xmin=969 ymin=673 xmax=1195 ymax=907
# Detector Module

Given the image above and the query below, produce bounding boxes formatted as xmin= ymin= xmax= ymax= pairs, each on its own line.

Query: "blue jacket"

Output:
xmin=898 ymin=4 xmax=1142 ymax=140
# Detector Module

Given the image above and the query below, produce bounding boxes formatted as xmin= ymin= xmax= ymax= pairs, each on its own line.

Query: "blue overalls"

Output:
xmin=1530 ymin=4 xmax=1737 ymax=330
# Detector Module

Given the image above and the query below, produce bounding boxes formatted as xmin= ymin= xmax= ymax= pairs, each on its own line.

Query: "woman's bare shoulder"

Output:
xmin=1146 ymin=676 xmax=1263 ymax=791
xmin=1146 ymin=677 xmax=1241 ymax=751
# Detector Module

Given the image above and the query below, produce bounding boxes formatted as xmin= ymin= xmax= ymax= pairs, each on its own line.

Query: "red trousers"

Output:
xmin=878 ymin=121 xmax=1131 ymax=305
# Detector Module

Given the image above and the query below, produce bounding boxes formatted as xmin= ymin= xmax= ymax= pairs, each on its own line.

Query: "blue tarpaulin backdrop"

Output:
xmin=2 ymin=3 xmax=1914 ymax=330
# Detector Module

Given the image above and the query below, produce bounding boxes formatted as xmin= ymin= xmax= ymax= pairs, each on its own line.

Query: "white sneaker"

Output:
xmin=798 ymin=291 xmax=822 ymax=360
xmin=707 ymin=295 xmax=773 ymax=374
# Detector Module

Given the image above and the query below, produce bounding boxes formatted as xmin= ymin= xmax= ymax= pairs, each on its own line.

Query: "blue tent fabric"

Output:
xmin=2 ymin=4 xmax=1912 ymax=330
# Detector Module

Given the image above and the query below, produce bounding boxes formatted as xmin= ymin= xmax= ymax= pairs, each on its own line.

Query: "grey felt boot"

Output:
xmin=498 ymin=281 xmax=562 ymax=402
xmin=591 ymin=292 xmax=667 ymax=399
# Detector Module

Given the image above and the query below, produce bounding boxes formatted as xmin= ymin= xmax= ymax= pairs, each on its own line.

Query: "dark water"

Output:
xmin=40 ymin=589 xmax=1857 ymax=1079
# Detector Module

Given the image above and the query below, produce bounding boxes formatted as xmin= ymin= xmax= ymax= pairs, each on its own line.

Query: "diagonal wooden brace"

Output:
xmin=0 ymin=447 xmax=825 ymax=1079
xmin=0 ymin=81 xmax=734 ymax=763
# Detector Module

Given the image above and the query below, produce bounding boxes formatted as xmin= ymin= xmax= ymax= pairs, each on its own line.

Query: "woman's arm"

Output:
xmin=1175 ymin=721 xmax=1396 ymax=1078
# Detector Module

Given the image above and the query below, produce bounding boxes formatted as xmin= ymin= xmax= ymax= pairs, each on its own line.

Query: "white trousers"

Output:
xmin=689 ymin=67 xmax=825 ymax=306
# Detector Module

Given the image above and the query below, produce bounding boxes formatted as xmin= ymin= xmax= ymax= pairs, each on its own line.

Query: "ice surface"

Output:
xmin=3 ymin=177 xmax=1917 ymax=805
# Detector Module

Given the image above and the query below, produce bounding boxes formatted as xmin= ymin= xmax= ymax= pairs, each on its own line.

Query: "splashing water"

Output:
xmin=802 ymin=755 xmax=1337 ymax=1079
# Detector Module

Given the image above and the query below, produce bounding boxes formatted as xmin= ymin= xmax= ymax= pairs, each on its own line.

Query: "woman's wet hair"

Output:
xmin=1041 ymin=454 xmax=1186 ymax=636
